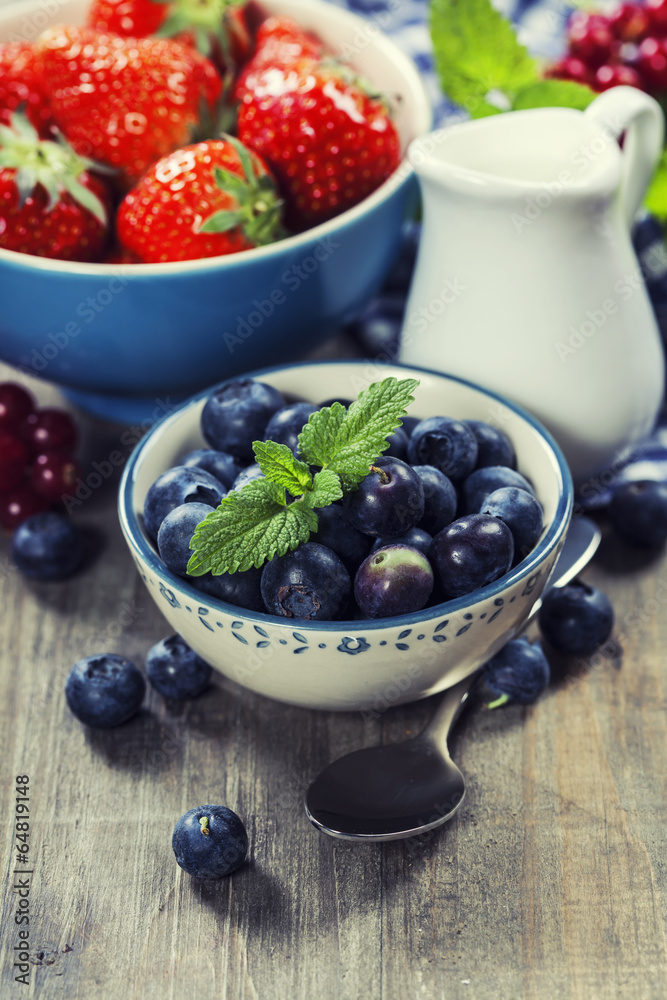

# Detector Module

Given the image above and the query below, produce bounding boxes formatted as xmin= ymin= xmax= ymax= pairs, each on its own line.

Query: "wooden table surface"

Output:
xmin=1 ymin=352 xmax=667 ymax=1000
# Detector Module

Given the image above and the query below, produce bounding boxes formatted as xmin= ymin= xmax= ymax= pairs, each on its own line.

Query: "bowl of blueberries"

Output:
xmin=118 ymin=360 xmax=573 ymax=711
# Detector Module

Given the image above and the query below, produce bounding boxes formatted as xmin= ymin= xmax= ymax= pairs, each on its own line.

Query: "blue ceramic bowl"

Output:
xmin=118 ymin=360 xmax=573 ymax=711
xmin=0 ymin=0 xmax=431 ymax=423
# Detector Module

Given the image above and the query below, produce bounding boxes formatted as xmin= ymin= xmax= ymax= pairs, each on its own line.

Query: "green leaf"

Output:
xmin=186 ymin=478 xmax=315 ymax=575
xmin=297 ymin=377 xmax=419 ymax=491
xmin=306 ymin=469 xmax=344 ymax=509
xmin=252 ymin=439 xmax=313 ymax=497
xmin=430 ymin=0 xmax=538 ymax=115
xmin=644 ymin=147 xmax=667 ymax=221
xmin=512 ymin=79 xmax=596 ymax=112
xmin=198 ymin=209 xmax=245 ymax=233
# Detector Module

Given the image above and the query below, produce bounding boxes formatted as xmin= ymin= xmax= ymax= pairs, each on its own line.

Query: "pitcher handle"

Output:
xmin=584 ymin=85 xmax=664 ymax=228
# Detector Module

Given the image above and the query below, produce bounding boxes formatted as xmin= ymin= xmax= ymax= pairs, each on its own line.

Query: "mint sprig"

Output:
xmin=298 ymin=377 xmax=419 ymax=490
xmin=430 ymin=0 xmax=596 ymax=118
xmin=187 ymin=376 xmax=419 ymax=576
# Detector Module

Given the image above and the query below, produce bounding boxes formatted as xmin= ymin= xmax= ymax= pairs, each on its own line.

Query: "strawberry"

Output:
xmin=36 ymin=26 xmax=223 ymax=187
xmin=86 ymin=0 xmax=252 ymax=68
xmin=0 ymin=114 xmax=110 ymax=262
xmin=0 ymin=42 xmax=54 ymax=137
xmin=234 ymin=15 xmax=325 ymax=101
xmin=117 ymin=134 xmax=283 ymax=263
xmin=237 ymin=60 xmax=401 ymax=231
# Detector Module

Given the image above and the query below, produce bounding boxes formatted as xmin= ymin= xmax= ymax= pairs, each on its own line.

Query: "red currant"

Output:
xmin=608 ymin=3 xmax=651 ymax=42
xmin=20 ymin=408 xmax=79 ymax=455
xmin=545 ymin=56 xmax=593 ymax=86
xmin=595 ymin=63 xmax=643 ymax=90
xmin=646 ymin=0 xmax=667 ymax=33
xmin=0 ymin=483 xmax=51 ymax=530
xmin=0 ymin=382 xmax=34 ymax=434
xmin=31 ymin=451 xmax=82 ymax=501
xmin=636 ymin=36 xmax=667 ymax=88
xmin=568 ymin=12 xmax=617 ymax=69
xmin=0 ymin=432 xmax=29 ymax=493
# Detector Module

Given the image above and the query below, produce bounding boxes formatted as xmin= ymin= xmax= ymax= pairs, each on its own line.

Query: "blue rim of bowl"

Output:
xmin=118 ymin=359 xmax=574 ymax=631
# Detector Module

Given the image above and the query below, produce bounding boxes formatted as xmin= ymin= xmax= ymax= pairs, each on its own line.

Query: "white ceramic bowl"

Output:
xmin=118 ymin=360 xmax=573 ymax=711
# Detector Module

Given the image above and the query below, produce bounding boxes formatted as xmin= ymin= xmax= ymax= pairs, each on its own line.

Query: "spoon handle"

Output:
xmin=422 ymin=673 xmax=479 ymax=750
xmin=423 ymin=515 xmax=602 ymax=753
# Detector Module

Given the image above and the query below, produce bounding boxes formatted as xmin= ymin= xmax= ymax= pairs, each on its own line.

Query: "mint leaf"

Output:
xmin=430 ymin=0 xmax=538 ymax=117
xmin=187 ymin=478 xmax=314 ymax=575
xmin=252 ymin=439 xmax=313 ymax=496
xmin=297 ymin=377 xmax=419 ymax=491
xmin=644 ymin=148 xmax=667 ymax=221
xmin=512 ymin=79 xmax=596 ymax=112
xmin=306 ymin=469 xmax=344 ymax=509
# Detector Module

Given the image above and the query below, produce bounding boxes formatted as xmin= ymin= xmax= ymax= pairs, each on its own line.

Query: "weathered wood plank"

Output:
xmin=1 ymin=365 xmax=667 ymax=1000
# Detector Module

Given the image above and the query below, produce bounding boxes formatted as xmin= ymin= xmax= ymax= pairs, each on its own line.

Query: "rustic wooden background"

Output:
xmin=1 ymin=349 xmax=667 ymax=1000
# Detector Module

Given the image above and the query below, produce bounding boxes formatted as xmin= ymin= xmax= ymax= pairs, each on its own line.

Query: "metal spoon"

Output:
xmin=305 ymin=516 xmax=601 ymax=842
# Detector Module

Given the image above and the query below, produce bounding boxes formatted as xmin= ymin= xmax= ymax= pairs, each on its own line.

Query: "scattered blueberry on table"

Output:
xmin=608 ymin=480 xmax=667 ymax=548
xmin=538 ymin=581 xmax=614 ymax=657
xmin=482 ymin=637 xmax=551 ymax=708
xmin=65 ymin=654 xmax=146 ymax=728
xmin=172 ymin=805 xmax=248 ymax=879
xmin=146 ymin=635 xmax=212 ymax=701
xmin=11 ymin=511 xmax=84 ymax=581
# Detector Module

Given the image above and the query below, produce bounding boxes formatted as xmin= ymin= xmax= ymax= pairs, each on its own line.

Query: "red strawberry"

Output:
xmin=86 ymin=0 xmax=252 ymax=68
xmin=0 ymin=114 xmax=110 ymax=262
xmin=117 ymin=134 xmax=283 ymax=263
xmin=0 ymin=42 xmax=54 ymax=137
xmin=36 ymin=26 xmax=222 ymax=187
xmin=237 ymin=60 xmax=401 ymax=231
xmin=235 ymin=15 xmax=325 ymax=101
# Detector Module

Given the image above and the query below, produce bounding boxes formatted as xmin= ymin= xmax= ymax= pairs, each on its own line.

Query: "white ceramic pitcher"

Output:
xmin=400 ymin=86 xmax=666 ymax=486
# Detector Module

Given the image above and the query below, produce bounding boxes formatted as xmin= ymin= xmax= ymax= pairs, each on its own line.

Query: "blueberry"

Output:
xmin=191 ymin=566 xmax=265 ymax=612
xmin=143 ymin=466 xmax=226 ymax=542
xmin=180 ymin=448 xmax=242 ymax=490
xmin=632 ymin=213 xmax=664 ymax=257
xmin=399 ymin=415 xmax=421 ymax=438
xmin=157 ymin=502 xmax=214 ymax=577
xmin=465 ymin=420 xmax=516 ymax=469
xmin=312 ymin=504 xmax=372 ymax=575
xmin=201 ymin=379 xmax=284 ymax=461
xmin=343 ymin=457 xmax=424 ymax=538
xmin=480 ymin=487 xmax=543 ymax=564
xmin=371 ymin=526 xmax=432 ymax=557
xmin=172 ymin=805 xmax=248 ymax=879
xmin=65 ymin=654 xmax=145 ymax=728
xmin=429 ymin=514 xmax=514 ymax=599
xmin=609 ymin=480 xmax=667 ymax=547
xmin=354 ymin=544 xmax=434 ymax=618
xmin=318 ymin=397 xmax=352 ymax=408
xmin=261 ymin=542 xmax=351 ymax=620
xmin=347 ymin=292 xmax=404 ymax=357
xmin=231 ymin=463 xmax=264 ymax=491
xmin=381 ymin=220 xmax=420 ymax=294
xmin=538 ymin=581 xmax=614 ymax=656
xmin=407 ymin=416 xmax=478 ymax=481
xmin=462 ymin=465 xmax=534 ymax=515
xmin=383 ymin=427 xmax=409 ymax=462
xmin=412 ymin=464 xmax=457 ymax=535
xmin=11 ymin=511 xmax=84 ymax=580
xmin=146 ymin=635 xmax=212 ymax=700
xmin=264 ymin=401 xmax=317 ymax=453
xmin=482 ymin=637 xmax=550 ymax=706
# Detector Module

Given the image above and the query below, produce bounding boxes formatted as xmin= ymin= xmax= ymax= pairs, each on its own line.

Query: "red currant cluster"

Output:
xmin=0 ymin=382 xmax=81 ymax=530
xmin=548 ymin=0 xmax=667 ymax=94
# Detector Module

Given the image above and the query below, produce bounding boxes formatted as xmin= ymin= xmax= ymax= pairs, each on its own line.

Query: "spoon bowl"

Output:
xmin=305 ymin=516 xmax=601 ymax=841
